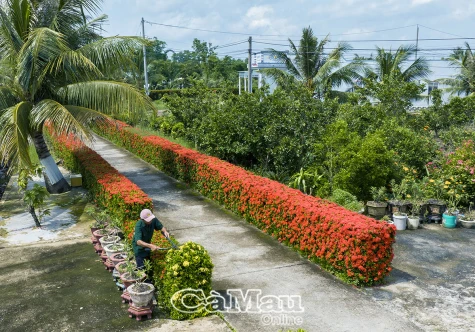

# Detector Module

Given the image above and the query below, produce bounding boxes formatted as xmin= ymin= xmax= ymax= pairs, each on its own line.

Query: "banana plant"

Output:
xmin=289 ymin=167 xmax=323 ymax=196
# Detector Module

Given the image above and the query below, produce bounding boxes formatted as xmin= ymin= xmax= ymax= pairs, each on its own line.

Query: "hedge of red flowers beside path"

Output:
xmin=45 ymin=127 xmax=153 ymax=224
xmin=95 ymin=121 xmax=396 ymax=286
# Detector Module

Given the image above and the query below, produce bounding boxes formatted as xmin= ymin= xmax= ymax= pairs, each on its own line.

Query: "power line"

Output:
xmin=253 ymin=41 xmax=475 ymax=52
xmin=144 ymin=20 xmax=294 ymax=37
xmin=143 ymin=20 xmax=421 ymax=38
xmin=215 ymin=40 xmax=248 ymax=49
xmin=255 ymin=37 xmax=475 ymax=43
xmin=418 ymin=24 xmax=464 ymax=38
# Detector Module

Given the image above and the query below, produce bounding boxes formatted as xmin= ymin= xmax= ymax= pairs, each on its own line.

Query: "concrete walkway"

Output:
xmin=90 ymin=135 xmax=420 ymax=332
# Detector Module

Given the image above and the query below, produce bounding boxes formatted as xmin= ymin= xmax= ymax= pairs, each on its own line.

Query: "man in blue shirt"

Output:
xmin=132 ymin=208 xmax=170 ymax=269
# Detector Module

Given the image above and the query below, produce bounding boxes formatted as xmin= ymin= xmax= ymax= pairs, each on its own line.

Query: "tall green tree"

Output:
xmin=265 ymin=26 xmax=362 ymax=98
xmin=439 ymin=42 xmax=475 ymax=96
xmin=364 ymin=45 xmax=431 ymax=82
xmin=357 ymin=45 xmax=429 ymax=117
xmin=0 ymin=0 xmax=154 ymax=193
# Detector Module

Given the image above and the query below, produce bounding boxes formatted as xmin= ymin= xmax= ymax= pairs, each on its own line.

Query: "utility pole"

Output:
xmin=248 ymin=36 xmax=252 ymax=93
xmin=415 ymin=24 xmax=419 ymax=60
xmin=141 ymin=17 xmax=150 ymax=95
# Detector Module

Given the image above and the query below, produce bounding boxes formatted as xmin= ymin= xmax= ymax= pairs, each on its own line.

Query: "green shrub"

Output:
xmin=149 ymin=89 xmax=183 ymax=100
xmin=159 ymin=241 xmax=214 ymax=320
xmin=160 ymin=120 xmax=173 ymax=135
xmin=171 ymin=122 xmax=185 ymax=138
xmin=329 ymin=189 xmax=364 ymax=212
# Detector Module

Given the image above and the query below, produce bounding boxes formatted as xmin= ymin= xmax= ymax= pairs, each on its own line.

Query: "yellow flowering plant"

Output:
xmin=443 ymin=179 xmax=467 ymax=215
xmin=160 ymin=241 xmax=214 ymax=320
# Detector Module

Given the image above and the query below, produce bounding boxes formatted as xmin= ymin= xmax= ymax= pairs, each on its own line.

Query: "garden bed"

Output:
xmin=95 ymin=120 xmax=396 ymax=286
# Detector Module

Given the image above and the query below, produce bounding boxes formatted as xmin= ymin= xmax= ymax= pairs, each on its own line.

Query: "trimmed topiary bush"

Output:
xmin=159 ymin=241 xmax=213 ymax=320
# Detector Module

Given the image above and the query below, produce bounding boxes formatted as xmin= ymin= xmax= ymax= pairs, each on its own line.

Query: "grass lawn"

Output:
xmin=125 ymin=126 xmax=197 ymax=150
xmin=153 ymin=99 xmax=168 ymax=110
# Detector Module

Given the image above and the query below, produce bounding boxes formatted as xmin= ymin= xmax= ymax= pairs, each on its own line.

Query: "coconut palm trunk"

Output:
xmin=32 ymin=131 xmax=71 ymax=194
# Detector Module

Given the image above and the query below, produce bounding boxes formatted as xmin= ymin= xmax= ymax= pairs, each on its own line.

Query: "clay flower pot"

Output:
xmin=127 ymin=283 xmax=155 ymax=307
xmin=120 ymin=270 xmax=146 ymax=289
xmin=100 ymin=251 xmax=109 ymax=263
xmin=116 ymin=261 xmax=131 ymax=275
xmin=110 ymin=252 xmax=127 ymax=267
xmin=92 ymin=229 xmax=107 ymax=242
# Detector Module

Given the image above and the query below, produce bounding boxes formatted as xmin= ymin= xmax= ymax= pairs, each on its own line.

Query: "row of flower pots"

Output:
xmin=91 ymin=226 xmax=155 ymax=318
xmin=368 ymin=199 xmax=475 ymax=230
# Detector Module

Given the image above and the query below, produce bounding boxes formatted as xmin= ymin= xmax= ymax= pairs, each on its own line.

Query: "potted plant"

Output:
xmin=120 ymin=263 xmax=147 ymax=289
xmin=127 ymin=261 xmax=155 ymax=308
xmin=110 ymin=252 xmax=127 ymax=267
xmin=116 ymin=259 xmax=136 ymax=275
xmin=99 ymin=234 xmax=120 ymax=247
xmin=92 ymin=228 xmax=108 ymax=242
xmin=407 ymin=199 xmax=423 ymax=230
xmin=389 ymin=179 xmax=411 ymax=215
xmin=381 ymin=215 xmax=394 ymax=225
xmin=366 ymin=186 xmax=388 ymax=219
xmin=104 ymin=243 xmax=125 ymax=258
xmin=85 ymin=207 xmax=109 ymax=234
xmin=442 ymin=184 xmax=463 ymax=229
xmin=392 ymin=211 xmax=407 ymax=230
xmin=406 ymin=180 xmax=425 ymax=230
xmin=422 ymin=177 xmax=446 ymax=223
xmin=460 ymin=203 xmax=475 ymax=229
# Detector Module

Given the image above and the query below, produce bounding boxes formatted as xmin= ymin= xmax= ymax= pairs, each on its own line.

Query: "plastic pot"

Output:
xmin=393 ymin=214 xmax=407 ymax=230
xmin=442 ymin=214 xmax=457 ymax=228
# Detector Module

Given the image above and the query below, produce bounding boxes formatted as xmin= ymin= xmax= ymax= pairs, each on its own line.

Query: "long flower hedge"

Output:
xmin=95 ymin=121 xmax=396 ymax=286
xmin=46 ymin=128 xmax=152 ymax=224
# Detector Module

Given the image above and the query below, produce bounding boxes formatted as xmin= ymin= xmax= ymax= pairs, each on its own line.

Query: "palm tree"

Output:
xmin=439 ymin=42 xmax=475 ymax=96
xmin=264 ymin=26 xmax=362 ymax=98
xmin=0 ymin=0 xmax=154 ymax=193
xmin=364 ymin=45 xmax=431 ymax=82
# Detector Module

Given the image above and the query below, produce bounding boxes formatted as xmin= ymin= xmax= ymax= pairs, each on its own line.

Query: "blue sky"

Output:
xmin=100 ymin=0 xmax=475 ymax=81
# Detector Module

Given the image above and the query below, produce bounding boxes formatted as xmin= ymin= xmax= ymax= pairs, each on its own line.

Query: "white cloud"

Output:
xmin=452 ymin=3 xmax=475 ymax=19
xmin=245 ymin=5 xmax=274 ymax=29
xmin=411 ymin=0 xmax=435 ymax=5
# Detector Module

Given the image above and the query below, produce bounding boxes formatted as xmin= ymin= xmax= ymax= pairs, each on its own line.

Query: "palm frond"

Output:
xmin=0 ymin=86 xmax=20 ymax=109
xmin=9 ymin=0 xmax=33 ymax=40
xmin=17 ymin=27 xmax=68 ymax=96
xmin=31 ymin=99 xmax=91 ymax=141
xmin=78 ymin=36 xmax=149 ymax=75
xmin=64 ymin=104 xmax=111 ymax=128
xmin=67 ymin=14 xmax=106 ymax=48
xmin=56 ymin=80 xmax=155 ymax=116
xmin=267 ymin=48 xmax=301 ymax=80
xmin=42 ymin=49 xmax=102 ymax=83
xmin=0 ymin=5 xmax=24 ymax=59
xmin=402 ymin=57 xmax=431 ymax=81
xmin=261 ymin=68 xmax=295 ymax=87
xmin=0 ymin=101 xmax=33 ymax=167
xmin=47 ymin=0 xmax=102 ymax=39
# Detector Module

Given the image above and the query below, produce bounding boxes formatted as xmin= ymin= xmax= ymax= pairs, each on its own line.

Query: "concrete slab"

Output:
xmin=363 ymin=224 xmax=475 ymax=332
xmin=0 ymin=174 xmax=90 ymax=245
xmin=89 ymin=135 xmax=422 ymax=332
xmin=0 ymin=174 xmax=231 ymax=332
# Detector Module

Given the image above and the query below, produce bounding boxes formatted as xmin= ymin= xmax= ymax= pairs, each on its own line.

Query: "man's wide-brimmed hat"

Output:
xmin=140 ymin=209 xmax=155 ymax=222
